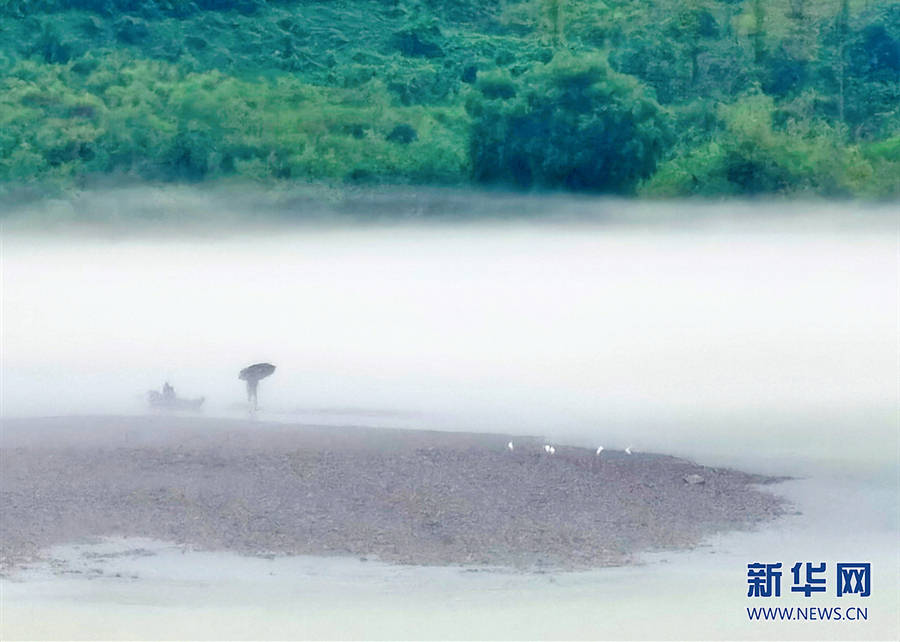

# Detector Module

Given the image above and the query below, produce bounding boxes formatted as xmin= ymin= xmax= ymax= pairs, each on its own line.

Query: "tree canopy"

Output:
xmin=1 ymin=0 xmax=898 ymax=199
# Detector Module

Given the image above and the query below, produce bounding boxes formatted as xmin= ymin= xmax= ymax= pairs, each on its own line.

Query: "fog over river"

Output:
xmin=3 ymin=193 xmax=896 ymax=478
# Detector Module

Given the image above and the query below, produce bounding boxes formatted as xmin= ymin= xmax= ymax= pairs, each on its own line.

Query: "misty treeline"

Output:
xmin=0 ymin=0 xmax=898 ymax=200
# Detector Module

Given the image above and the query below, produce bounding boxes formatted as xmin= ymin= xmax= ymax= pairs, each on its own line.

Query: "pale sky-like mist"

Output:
xmin=2 ymin=193 xmax=897 ymax=477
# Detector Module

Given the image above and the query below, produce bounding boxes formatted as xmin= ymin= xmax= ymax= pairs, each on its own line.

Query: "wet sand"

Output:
xmin=0 ymin=416 xmax=786 ymax=571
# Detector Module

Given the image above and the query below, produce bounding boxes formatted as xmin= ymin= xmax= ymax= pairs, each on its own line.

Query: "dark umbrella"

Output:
xmin=239 ymin=363 xmax=275 ymax=410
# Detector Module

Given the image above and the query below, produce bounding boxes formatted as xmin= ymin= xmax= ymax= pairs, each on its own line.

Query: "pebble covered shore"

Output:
xmin=0 ymin=416 xmax=787 ymax=571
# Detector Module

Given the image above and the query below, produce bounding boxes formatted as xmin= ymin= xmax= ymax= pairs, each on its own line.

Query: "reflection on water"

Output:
xmin=3 ymin=198 xmax=896 ymax=479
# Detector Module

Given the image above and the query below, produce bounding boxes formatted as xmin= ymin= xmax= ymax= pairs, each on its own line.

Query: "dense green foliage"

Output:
xmin=1 ymin=0 xmax=898 ymax=198
xmin=469 ymin=54 xmax=670 ymax=192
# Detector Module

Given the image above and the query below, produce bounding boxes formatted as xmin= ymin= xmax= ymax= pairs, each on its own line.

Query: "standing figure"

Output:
xmin=246 ymin=378 xmax=258 ymax=407
xmin=239 ymin=363 xmax=276 ymax=411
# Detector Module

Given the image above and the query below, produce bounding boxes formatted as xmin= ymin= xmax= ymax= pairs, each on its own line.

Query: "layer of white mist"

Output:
xmin=3 ymin=198 xmax=896 ymax=481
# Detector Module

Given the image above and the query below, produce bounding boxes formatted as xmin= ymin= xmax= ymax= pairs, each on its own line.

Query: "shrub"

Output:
xmin=469 ymin=53 xmax=671 ymax=193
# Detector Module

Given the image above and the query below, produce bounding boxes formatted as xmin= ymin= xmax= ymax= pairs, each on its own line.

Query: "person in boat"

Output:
xmin=148 ymin=382 xmax=204 ymax=410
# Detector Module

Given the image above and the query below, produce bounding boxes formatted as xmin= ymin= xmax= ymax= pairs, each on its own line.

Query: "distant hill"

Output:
xmin=1 ymin=0 xmax=898 ymax=199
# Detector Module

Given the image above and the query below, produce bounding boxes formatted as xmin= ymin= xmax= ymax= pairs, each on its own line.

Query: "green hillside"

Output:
xmin=1 ymin=0 xmax=898 ymax=199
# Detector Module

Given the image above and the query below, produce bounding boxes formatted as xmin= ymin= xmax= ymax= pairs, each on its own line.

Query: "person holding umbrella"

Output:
xmin=239 ymin=362 xmax=276 ymax=410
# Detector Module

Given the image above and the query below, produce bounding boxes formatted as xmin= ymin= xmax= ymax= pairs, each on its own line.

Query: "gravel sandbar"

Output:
xmin=0 ymin=415 xmax=787 ymax=571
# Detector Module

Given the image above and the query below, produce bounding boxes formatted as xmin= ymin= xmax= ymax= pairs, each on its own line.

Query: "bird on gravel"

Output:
xmin=625 ymin=446 xmax=633 ymax=455
xmin=507 ymin=441 xmax=514 ymax=452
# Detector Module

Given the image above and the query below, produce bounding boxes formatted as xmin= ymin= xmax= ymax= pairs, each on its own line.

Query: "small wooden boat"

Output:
xmin=147 ymin=390 xmax=205 ymax=411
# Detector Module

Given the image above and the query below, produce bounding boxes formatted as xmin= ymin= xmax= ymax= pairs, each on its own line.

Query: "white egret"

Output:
xmin=625 ymin=446 xmax=633 ymax=455
xmin=596 ymin=446 xmax=604 ymax=455
xmin=507 ymin=441 xmax=514 ymax=452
